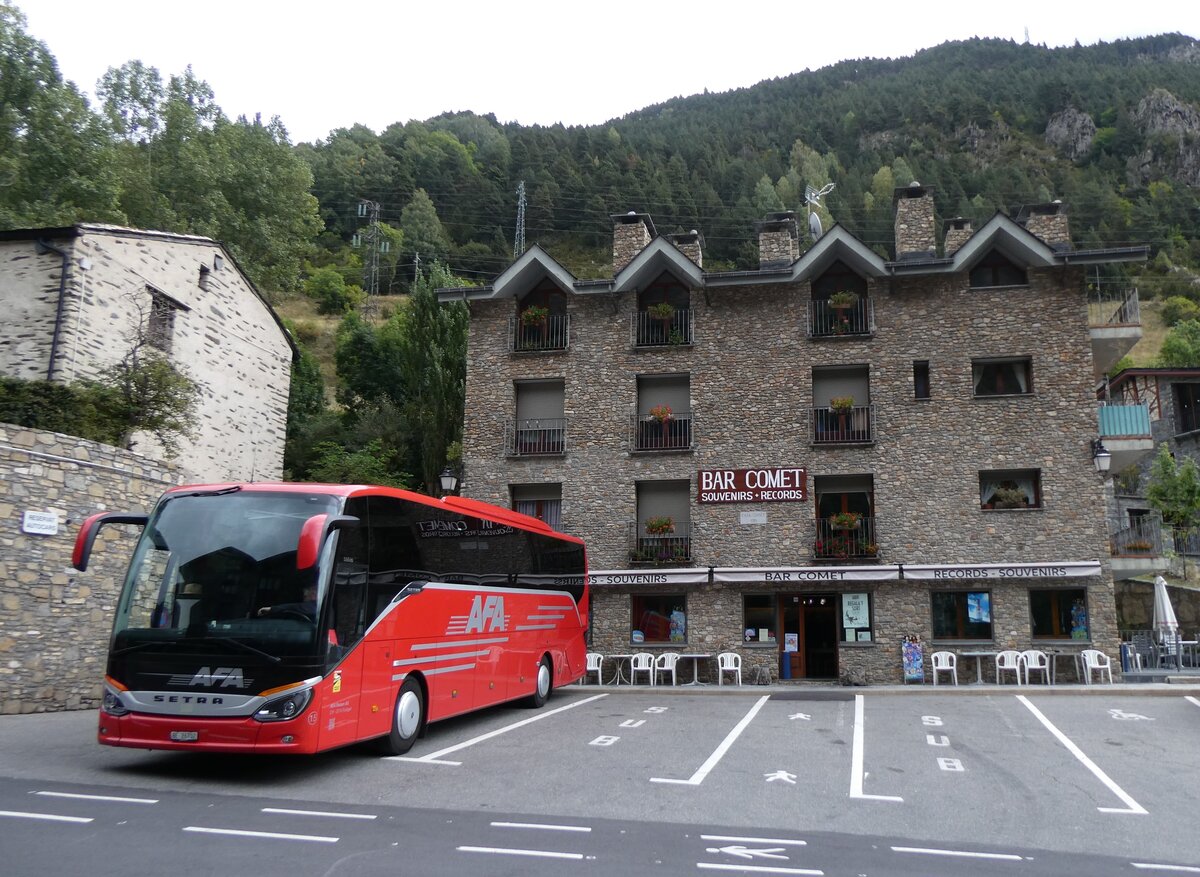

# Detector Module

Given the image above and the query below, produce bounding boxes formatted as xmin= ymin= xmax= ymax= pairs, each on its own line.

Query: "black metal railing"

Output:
xmin=1087 ymin=286 xmax=1140 ymax=328
xmin=505 ymin=418 xmax=567 ymax=456
xmin=629 ymin=521 xmax=693 ymax=565
xmin=630 ymin=412 xmax=694 ymax=451
xmin=633 ymin=308 xmax=694 ymax=348
xmin=1110 ymin=514 xmax=1164 ymax=557
xmin=510 ymin=314 xmax=570 ymax=352
xmin=807 ymin=299 xmax=875 ymax=338
xmin=811 ymin=404 xmax=875 ymax=444
xmin=813 ymin=516 xmax=878 ymax=561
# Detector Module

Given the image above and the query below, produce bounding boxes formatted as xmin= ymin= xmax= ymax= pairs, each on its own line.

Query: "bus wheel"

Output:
xmin=382 ymin=678 xmax=424 ymax=755
xmin=527 ymin=656 xmax=552 ymax=708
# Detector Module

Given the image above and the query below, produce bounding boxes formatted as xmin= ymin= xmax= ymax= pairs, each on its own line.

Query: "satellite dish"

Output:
xmin=809 ymin=212 xmax=823 ymax=242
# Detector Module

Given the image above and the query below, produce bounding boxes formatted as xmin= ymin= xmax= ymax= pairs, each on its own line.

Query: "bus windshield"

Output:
xmin=112 ymin=489 xmax=342 ymax=662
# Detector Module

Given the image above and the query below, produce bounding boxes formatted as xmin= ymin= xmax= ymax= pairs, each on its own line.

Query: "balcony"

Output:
xmin=811 ymin=404 xmax=875 ymax=445
xmin=807 ymin=299 xmax=876 ymax=339
xmin=1109 ymin=514 xmax=1168 ymax=577
xmin=1088 ymin=286 xmax=1141 ymax=379
xmin=629 ymin=522 xmax=693 ymax=565
xmin=1098 ymin=402 xmax=1154 ymax=472
xmin=813 ymin=516 xmax=879 ymax=561
xmin=633 ymin=308 xmax=694 ymax=348
xmin=510 ymin=314 xmax=570 ymax=353
xmin=631 ymin=412 xmax=694 ymax=452
xmin=505 ymin=418 xmax=567 ymax=457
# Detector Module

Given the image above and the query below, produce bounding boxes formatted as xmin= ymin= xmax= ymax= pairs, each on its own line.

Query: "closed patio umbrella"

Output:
xmin=1153 ymin=575 xmax=1181 ymax=670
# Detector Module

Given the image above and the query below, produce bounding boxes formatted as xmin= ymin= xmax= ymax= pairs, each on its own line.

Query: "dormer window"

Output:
xmin=969 ymin=250 xmax=1027 ymax=288
xmin=514 ymin=279 xmax=568 ymax=352
xmin=635 ymin=271 xmax=692 ymax=347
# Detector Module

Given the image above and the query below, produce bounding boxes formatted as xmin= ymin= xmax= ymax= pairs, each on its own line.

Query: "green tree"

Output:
xmin=1158 ymin=320 xmax=1200 ymax=367
xmin=1146 ymin=445 xmax=1200 ymax=537
xmin=399 ymin=188 xmax=450 ymax=269
xmin=308 ymin=439 xmax=409 ymax=488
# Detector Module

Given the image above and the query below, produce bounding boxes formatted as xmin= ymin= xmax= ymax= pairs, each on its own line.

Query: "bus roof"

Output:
xmin=160 ymin=482 xmax=583 ymax=545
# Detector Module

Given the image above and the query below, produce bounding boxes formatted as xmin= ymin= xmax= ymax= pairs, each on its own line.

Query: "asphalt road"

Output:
xmin=2 ymin=684 xmax=1199 ymax=876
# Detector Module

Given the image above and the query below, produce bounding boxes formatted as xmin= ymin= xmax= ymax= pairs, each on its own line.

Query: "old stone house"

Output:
xmin=439 ymin=186 xmax=1150 ymax=684
xmin=0 ymin=225 xmax=295 ymax=482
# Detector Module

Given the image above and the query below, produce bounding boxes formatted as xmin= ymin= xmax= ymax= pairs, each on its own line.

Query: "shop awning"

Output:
xmin=589 ymin=568 xmax=711 ymax=586
xmin=713 ymin=566 xmax=901 ymax=583
xmin=901 ymin=561 xmax=1102 ymax=581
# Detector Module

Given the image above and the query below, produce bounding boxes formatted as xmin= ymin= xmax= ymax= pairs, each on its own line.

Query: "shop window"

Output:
xmin=969 ymin=250 xmax=1027 ymax=288
xmin=972 ymin=357 xmax=1032 ymax=396
xmin=1030 ymin=588 xmax=1089 ymax=640
xmin=932 ymin=590 xmax=993 ymax=640
xmin=980 ymin=469 xmax=1041 ymax=510
xmin=742 ymin=594 xmax=776 ymax=645
xmin=631 ymin=594 xmax=686 ymax=644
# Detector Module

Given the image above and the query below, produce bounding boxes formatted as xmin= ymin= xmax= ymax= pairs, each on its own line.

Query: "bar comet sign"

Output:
xmin=698 ymin=468 xmax=807 ymax=504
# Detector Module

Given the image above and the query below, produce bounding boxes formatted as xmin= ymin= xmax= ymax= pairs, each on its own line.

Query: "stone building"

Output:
xmin=0 ymin=224 xmax=295 ymax=483
xmin=438 ymin=185 xmax=1149 ymax=684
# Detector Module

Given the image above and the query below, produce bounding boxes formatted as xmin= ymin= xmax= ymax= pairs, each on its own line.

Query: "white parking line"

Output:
xmin=650 ymin=695 xmax=769 ymax=785
xmin=32 ymin=791 xmax=158 ymax=804
xmin=0 ymin=810 xmax=93 ymax=824
xmin=892 ymin=845 xmax=1024 ymax=861
xmin=458 ymin=845 xmax=584 ymax=860
xmin=1017 ymin=695 xmax=1147 ymax=815
xmin=850 ymin=694 xmax=902 ymax=802
xmin=1185 ymin=696 xmax=1200 ymax=711
xmin=1132 ymin=863 xmax=1200 ymax=873
xmin=700 ymin=835 xmax=807 ymax=847
xmin=389 ymin=693 xmax=608 ymax=765
xmin=261 ymin=807 xmax=376 ymax=820
xmin=182 ymin=826 xmax=339 ymax=843
xmin=491 ymin=821 xmax=591 ymax=832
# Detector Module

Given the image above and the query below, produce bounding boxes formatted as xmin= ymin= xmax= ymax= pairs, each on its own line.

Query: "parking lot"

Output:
xmin=2 ymin=686 xmax=1199 ymax=871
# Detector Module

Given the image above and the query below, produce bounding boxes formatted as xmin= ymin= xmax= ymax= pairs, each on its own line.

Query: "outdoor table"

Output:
xmin=1044 ymin=648 xmax=1084 ymax=684
xmin=960 ymin=650 xmax=999 ymax=684
xmin=606 ymin=654 xmax=634 ymax=685
xmin=677 ymin=653 xmax=713 ymax=685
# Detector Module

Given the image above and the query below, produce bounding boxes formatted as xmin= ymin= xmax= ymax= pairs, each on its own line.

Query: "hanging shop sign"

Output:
xmin=902 ymin=561 xmax=1102 ymax=581
xmin=697 ymin=468 xmax=807 ymax=504
xmin=714 ymin=566 xmax=899 ymax=583
xmin=590 ymin=568 xmax=711 ymax=587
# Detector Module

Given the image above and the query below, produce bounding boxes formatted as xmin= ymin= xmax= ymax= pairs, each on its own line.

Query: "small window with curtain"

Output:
xmin=969 ymin=250 xmax=1027 ymax=288
xmin=972 ymin=357 xmax=1032 ymax=397
xmin=980 ymin=469 xmax=1041 ymax=510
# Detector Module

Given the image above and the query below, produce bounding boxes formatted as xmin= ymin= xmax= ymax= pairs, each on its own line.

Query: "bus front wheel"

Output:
xmin=382 ymin=677 xmax=424 ymax=755
xmin=527 ymin=656 xmax=552 ymax=708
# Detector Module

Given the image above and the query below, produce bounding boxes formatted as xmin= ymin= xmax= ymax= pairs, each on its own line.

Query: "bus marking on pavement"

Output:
xmin=590 ymin=735 xmax=620 ymax=746
xmin=850 ymin=695 xmax=903 ymax=802
xmin=650 ymin=695 xmax=769 ymax=785
xmin=1017 ymin=695 xmax=1147 ymax=815
xmin=938 ymin=758 xmax=964 ymax=772
xmin=390 ymin=693 xmax=608 ymax=764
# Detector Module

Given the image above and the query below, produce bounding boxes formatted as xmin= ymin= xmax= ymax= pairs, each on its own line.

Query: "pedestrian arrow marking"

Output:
xmin=765 ymin=770 xmax=797 ymax=784
xmin=705 ymin=845 xmax=789 ymax=860
xmin=789 ymin=712 xmax=811 ymax=721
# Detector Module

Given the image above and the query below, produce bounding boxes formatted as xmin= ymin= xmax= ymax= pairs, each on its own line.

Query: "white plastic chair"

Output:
xmin=930 ymin=651 xmax=957 ymax=685
xmin=1019 ymin=649 xmax=1050 ymax=685
xmin=654 ymin=652 xmax=680 ymax=686
xmin=995 ymin=649 xmax=1022 ymax=684
xmin=717 ymin=651 xmax=742 ymax=686
xmin=629 ymin=652 xmax=656 ymax=685
xmin=585 ymin=652 xmax=603 ymax=684
xmin=1081 ymin=649 xmax=1113 ymax=684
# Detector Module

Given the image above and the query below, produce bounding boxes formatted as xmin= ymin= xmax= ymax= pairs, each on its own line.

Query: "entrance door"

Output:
xmin=778 ymin=594 xmax=839 ymax=679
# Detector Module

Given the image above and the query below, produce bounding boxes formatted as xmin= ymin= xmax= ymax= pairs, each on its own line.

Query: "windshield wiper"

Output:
xmin=111 ymin=639 xmax=181 ymax=657
xmin=191 ymin=635 xmax=282 ymax=664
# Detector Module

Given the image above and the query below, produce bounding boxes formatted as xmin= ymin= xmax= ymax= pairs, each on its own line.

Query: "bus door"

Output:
xmin=318 ymin=517 xmax=372 ymax=748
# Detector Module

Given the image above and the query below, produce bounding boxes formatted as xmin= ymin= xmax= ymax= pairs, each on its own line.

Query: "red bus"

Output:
xmin=72 ymin=483 xmax=589 ymax=755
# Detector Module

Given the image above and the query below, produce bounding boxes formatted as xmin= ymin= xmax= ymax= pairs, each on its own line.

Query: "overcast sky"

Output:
xmin=15 ymin=1 xmax=1200 ymax=145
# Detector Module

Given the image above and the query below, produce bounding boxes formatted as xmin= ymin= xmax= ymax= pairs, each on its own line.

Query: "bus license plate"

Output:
xmin=169 ymin=730 xmax=199 ymax=742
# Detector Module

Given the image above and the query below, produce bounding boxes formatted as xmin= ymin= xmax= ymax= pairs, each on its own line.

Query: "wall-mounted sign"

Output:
xmin=22 ymin=510 xmax=59 ymax=536
xmin=740 ymin=510 xmax=768 ymax=525
xmin=842 ymin=592 xmax=870 ymax=628
xmin=698 ymin=468 xmax=807 ymax=504
xmin=902 ymin=562 xmax=1101 ymax=580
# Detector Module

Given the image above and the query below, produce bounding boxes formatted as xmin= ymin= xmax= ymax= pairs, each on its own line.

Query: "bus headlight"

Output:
xmin=253 ymin=688 xmax=313 ymax=723
xmin=101 ymin=687 xmax=130 ymax=717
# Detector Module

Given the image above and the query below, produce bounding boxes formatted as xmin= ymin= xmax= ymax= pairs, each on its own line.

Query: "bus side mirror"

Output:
xmin=72 ymin=512 xmax=149 ymax=571
xmin=296 ymin=514 xmax=359 ymax=571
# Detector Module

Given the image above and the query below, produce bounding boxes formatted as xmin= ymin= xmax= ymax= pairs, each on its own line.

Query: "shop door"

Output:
xmin=778 ymin=594 xmax=840 ymax=679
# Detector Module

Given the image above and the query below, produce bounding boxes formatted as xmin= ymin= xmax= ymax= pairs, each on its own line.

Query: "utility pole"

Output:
xmin=513 ymin=180 xmax=526 ymax=259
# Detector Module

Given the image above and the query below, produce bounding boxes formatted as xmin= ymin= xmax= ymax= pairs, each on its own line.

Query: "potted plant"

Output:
xmin=520 ymin=305 xmax=549 ymax=327
xmin=645 ymin=515 xmax=675 ymax=536
xmin=828 ymin=290 xmax=858 ymax=310
xmin=649 ymin=404 xmax=673 ymax=423
xmin=990 ymin=486 xmax=1027 ymax=509
xmin=829 ymin=396 xmax=854 ymax=413
xmin=830 ymin=511 xmax=862 ymax=531
xmin=647 ymin=302 xmax=675 ymax=322
xmin=1123 ymin=539 xmax=1153 ymax=553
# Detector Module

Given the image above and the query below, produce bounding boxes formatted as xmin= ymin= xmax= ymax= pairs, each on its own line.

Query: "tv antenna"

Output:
xmin=804 ymin=183 xmax=835 ymax=242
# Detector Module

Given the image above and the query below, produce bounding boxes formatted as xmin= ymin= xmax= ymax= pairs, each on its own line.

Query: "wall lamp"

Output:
xmin=1092 ymin=439 xmax=1112 ymax=474
xmin=439 ymin=466 xmax=459 ymax=496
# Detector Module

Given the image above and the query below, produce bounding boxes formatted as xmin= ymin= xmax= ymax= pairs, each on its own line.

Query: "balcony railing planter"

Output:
xmin=633 ymin=307 xmax=694 ymax=347
xmin=812 ymin=402 xmax=874 ymax=445
xmin=644 ymin=515 xmax=675 ymax=536
xmin=631 ymin=410 xmax=694 ymax=452
xmin=629 ymin=521 xmax=692 ymax=565
xmin=830 ymin=511 xmax=861 ymax=531
xmin=505 ymin=418 xmax=567 ymax=456
xmin=510 ymin=313 xmax=569 ymax=352
xmin=808 ymin=297 xmax=875 ymax=338
xmin=814 ymin=515 xmax=877 ymax=561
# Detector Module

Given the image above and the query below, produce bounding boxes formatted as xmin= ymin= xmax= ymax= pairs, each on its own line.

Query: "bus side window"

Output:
xmin=330 ymin=499 xmax=370 ymax=651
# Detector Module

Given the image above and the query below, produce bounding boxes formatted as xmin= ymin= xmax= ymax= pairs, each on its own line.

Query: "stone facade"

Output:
xmin=1021 ymin=203 xmax=1071 ymax=249
xmin=0 ymin=225 xmax=294 ymax=483
xmin=756 ymin=213 xmax=799 ymax=268
xmin=943 ymin=218 xmax=973 ymax=256
xmin=0 ymin=424 xmax=180 ymax=713
xmin=611 ymin=213 xmax=656 ymax=273
xmin=448 ymin=203 xmax=1138 ymax=686
xmin=893 ymin=184 xmax=937 ymax=258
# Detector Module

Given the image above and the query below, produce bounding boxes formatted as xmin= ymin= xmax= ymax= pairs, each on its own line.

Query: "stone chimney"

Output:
xmin=755 ymin=212 xmax=799 ymax=269
xmin=1018 ymin=201 xmax=1072 ymax=252
xmin=668 ymin=229 xmax=703 ymax=268
xmin=611 ymin=211 xmax=657 ymax=273
xmin=893 ymin=182 xmax=937 ymax=260
xmin=943 ymin=216 xmax=973 ymax=257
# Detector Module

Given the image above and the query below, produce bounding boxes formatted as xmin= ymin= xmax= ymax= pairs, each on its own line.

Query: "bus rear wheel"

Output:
xmin=381 ymin=677 xmax=424 ymax=755
xmin=527 ymin=656 xmax=552 ymax=708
